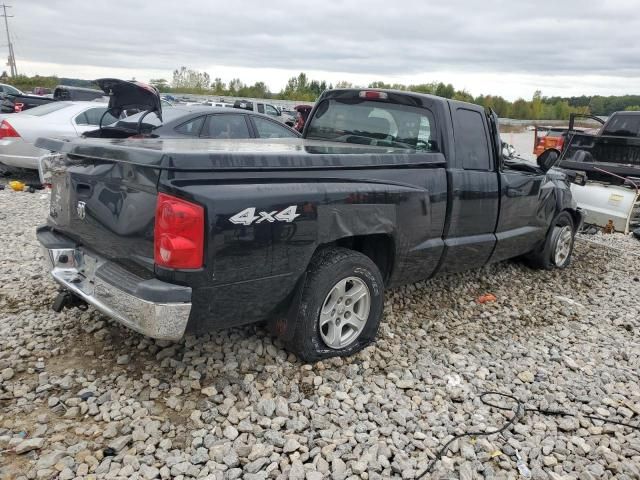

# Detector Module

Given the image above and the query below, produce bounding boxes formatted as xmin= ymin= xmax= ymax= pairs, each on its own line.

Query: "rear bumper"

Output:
xmin=37 ymin=226 xmax=192 ymax=340
xmin=0 ymin=139 xmax=45 ymax=170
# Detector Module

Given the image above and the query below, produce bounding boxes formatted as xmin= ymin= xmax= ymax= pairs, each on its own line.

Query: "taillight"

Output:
xmin=154 ymin=193 xmax=204 ymax=269
xmin=556 ymin=137 xmax=565 ymax=150
xmin=14 ymin=102 xmax=24 ymax=113
xmin=0 ymin=120 xmax=20 ymax=139
xmin=359 ymin=90 xmax=388 ymax=100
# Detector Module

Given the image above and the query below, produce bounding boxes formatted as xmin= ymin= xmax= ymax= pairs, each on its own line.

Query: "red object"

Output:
xmin=533 ymin=127 xmax=569 ymax=156
xmin=0 ymin=120 xmax=20 ymax=139
xmin=13 ymin=102 xmax=24 ymax=113
xmin=359 ymin=90 xmax=388 ymax=100
xmin=294 ymin=104 xmax=313 ymax=132
xmin=477 ymin=293 xmax=497 ymax=304
xmin=154 ymin=193 xmax=205 ymax=269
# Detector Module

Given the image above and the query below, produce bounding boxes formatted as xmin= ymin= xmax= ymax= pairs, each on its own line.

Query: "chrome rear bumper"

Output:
xmin=39 ymin=229 xmax=192 ymax=340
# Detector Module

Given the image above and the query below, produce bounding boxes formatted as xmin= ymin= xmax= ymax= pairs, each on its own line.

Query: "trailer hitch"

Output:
xmin=52 ymin=290 xmax=88 ymax=313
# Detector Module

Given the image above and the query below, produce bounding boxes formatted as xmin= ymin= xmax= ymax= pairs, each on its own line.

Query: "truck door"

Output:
xmin=439 ymin=103 xmax=499 ymax=273
xmin=489 ymin=113 xmax=547 ymax=263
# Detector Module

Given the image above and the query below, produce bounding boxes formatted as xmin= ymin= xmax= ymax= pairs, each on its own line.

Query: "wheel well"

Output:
xmin=564 ymin=208 xmax=582 ymax=232
xmin=324 ymin=234 xmax=394 ymax=284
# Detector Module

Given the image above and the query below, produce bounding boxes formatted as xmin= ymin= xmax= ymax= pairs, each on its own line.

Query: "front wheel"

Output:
xmin=526 ymin=211 xmax=576 ymax=269
xmin=284 ymin=247 xmax=384 ymax=362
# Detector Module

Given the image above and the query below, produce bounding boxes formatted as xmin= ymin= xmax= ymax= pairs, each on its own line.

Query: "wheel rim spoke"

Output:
xmin=346 ymin=283 xmax=367 ymax=304
xmin=319 ymin=276 xmax=371 ymax=350
xmin=554 ymin=226 xmax=573 ymax=265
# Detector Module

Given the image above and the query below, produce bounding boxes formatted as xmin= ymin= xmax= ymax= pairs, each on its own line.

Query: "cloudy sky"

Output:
xmin=10 ymin=0 xmax=640 ymax=100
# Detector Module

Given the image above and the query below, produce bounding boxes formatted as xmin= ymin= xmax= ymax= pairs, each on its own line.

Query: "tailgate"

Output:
xmin=46 ymin=152 xmax=160 ymax=272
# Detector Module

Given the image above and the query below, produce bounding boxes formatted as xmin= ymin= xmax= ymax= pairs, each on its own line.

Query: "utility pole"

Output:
xmin=0 ymin=4 xmax=17 ymax=77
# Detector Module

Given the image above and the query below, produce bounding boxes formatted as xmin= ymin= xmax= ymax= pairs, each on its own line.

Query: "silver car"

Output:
xmin=0 ymin=101 xmax=117 ymax=170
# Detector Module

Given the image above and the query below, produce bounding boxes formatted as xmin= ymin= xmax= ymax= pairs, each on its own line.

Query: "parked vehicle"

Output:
xmin=1 ymin=84 xmax=105 ymax=114
xmin=559 ymin=112 xmax=640 ymax=182
xmin=201 ymin=101 xmax=233 ymax=108
xmin=32 ymin=87 xmax=53 ymax=96
xmin=37 ymin=86 xmax=583 ymax=361
xmin=0 ymin=83 xmax=23 ymax=95
xmin=551 ymin=112 xmax=640 ymax=233
xmin=0 ymin=101 xmax=117 ymax=170
xmin=233 ymin=99 xmax=289 ymax=123
xmin=85 ymin=105 xmax=301 ymax=140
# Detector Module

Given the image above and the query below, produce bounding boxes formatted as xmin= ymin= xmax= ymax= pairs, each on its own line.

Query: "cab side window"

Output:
xmin=265 ymin=104 xmax=279 ymax=116
xmin=454 ymin=108 xmax=491 ymax=170
xmin=257 ymin=104 xmax=265 ymax=114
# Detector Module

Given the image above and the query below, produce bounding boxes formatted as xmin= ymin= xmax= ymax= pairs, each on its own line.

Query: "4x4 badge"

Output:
xmin=229 ymin=206 xmax=299 ymax=226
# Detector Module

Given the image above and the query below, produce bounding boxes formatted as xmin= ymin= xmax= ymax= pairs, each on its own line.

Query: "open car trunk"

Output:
xmin=83 ymin=78 xmax=163 ymax=138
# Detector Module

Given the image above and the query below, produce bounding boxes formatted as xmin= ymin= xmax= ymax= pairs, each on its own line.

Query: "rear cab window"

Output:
xmin=306 ymin=98 xmax=438 ymax=151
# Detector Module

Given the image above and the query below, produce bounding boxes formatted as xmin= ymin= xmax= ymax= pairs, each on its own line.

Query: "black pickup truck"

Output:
xmin=36 ymin=87 xmax=583 ymax=361
xmin=560 ymin=111 xmax=640 ymax=183
xmin=1 ymin=85 xmax=105 ymax=113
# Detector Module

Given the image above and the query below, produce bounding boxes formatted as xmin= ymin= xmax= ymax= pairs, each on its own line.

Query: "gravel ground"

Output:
xmin=1 ymin=174 xmax=639 ymax=480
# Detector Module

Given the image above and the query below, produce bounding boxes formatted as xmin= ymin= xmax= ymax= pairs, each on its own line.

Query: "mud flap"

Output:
xmin=270 ymin=272 xmax=308 ymax=342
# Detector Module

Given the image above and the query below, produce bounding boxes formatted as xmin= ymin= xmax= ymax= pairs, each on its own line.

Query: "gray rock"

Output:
xmin=245 ymin=457 xmax=269 ymax=474
xmin=257 ymin=398 xmax=276 ymax=417
xmin=15 ymin=437 xmax=45 ymax=454
xmin=283 ymin=438 xmax=301 ymax=453
xmin=139 ymin=464 xmax=160 ymax=479
xmin=108 ymin=435 xmax=131 ymax=452
xmin=223 ymin=425 xmax=239 ymax=440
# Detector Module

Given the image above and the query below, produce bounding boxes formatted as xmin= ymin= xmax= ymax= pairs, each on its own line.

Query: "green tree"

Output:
xmin=149 ymin=78 xmax=169 ymax=91
xmin=453 ymin=90 xmax=474 ymax=103
xmin=172 ymin=67 xmax=211 ymax=90
xmin=211 ymin=78 xmax=226 ymax=94
xmin=512 ymin=99 xmax=531 ymax=119
xmin=531 ymin=90 xmax=543 ymax=120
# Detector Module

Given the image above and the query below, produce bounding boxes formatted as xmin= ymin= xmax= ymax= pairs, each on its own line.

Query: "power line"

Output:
xmin=0 ymin=4 xmax=17 ymax=77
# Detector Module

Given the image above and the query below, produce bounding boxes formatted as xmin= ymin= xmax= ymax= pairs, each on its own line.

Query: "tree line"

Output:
xmin=4 ymin=69 xmax=639 ymax=119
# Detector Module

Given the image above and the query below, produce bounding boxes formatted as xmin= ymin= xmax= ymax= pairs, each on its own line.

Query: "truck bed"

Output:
xmin=36 ymin=137 xmax=445 ymax=170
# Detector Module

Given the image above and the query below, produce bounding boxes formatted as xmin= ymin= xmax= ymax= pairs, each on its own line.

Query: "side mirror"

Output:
xmin=537 ymin=149 xmax=560 ymax=172
xmin=501 ymin=142 xmax=516 ymax=159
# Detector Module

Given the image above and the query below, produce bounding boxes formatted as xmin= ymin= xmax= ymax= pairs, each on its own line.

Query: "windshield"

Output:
xmin=306 ymin=98 xmax=437 ymax=151
xmin=602 ymin=114 xmax=640 ymax=137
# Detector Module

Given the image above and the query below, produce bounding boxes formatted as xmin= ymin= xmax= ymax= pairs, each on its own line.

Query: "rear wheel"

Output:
xmin=526 ymin=211 xmax=575 ymax=269
xmin=284 ymin=247 xmax=384 ymax=362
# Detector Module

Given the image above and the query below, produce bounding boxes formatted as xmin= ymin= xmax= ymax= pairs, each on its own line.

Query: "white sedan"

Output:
xmin=0 ymin=101 xmax=117 ymax=171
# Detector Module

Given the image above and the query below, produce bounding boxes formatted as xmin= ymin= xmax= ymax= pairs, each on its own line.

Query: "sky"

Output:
xmin=9 ymin=0 xmax=640 ymax=101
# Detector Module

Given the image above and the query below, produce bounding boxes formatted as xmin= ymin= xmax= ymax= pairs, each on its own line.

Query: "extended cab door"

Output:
xmin=438 ymin=102 xmax=499 ymax=273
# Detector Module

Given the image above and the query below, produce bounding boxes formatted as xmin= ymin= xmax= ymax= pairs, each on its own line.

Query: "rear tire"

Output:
xmin=284 ymin=247 xmax=384 ymax=363
xmin=526 ymin=211 xmax=575 ymax=269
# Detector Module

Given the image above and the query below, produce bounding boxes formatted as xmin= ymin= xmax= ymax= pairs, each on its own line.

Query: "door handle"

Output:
xmin=507 ymin=187 xmax=527 ymax=197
